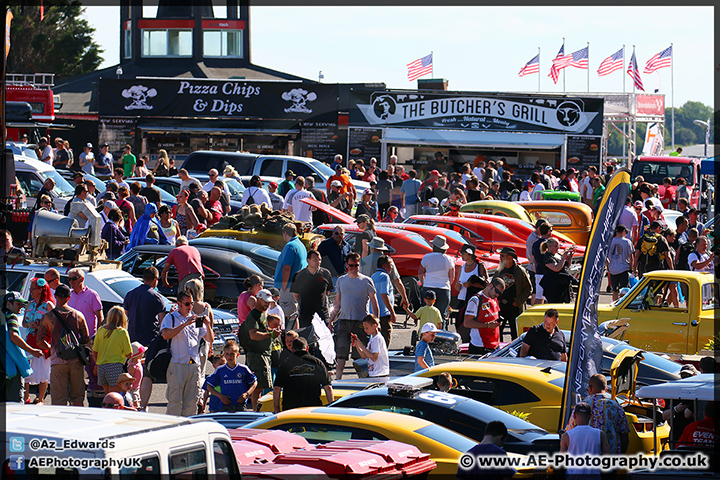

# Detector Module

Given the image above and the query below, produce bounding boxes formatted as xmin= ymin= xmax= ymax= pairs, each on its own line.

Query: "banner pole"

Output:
xmin=562 ymin=37 xmax=566 ymax=93
xmin=538 ymin=47 xmax=541 ymax=92
xmin=622 ymin=45 xmax=626 ymax=93
xmin=587 ymin=42 xmax=590 ymax=93
xmin=670 ymin=43 xmax=674 ymax=150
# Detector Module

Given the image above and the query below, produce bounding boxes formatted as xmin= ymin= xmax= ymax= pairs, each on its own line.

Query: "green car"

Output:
xmin=531 ymin=190 xmax=581 ymax=201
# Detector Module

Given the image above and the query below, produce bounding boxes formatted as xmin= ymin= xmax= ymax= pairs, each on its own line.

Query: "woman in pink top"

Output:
xmin=237 ymin=275 xmax=264 ymax=324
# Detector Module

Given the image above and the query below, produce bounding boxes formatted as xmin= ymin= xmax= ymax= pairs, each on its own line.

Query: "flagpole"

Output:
xmin=562 ymin=37 xmax=566 ymax=92
xmin=670 ymin=43 xmax=674 ymax=150
xmin=622 ymin=45 xmax=625 ymax=93
xmin=587 ymin=42 xmax=590 ymax=93
xmin=631 ymin=45 xmax=636 ymax=93
xmin=538 ymin=47 xmax=541 ymax=92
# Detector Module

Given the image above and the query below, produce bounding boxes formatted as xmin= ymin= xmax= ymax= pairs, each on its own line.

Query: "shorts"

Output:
xmin=609 ymin=271 xmax=630 ymax=292
xmin=246 ymin=352 xmax=272 ymax=389
xmin=335 ymin=319 xmax=370 ymax=360
xmin=97 ymin=362 xmax=125 ymax=386
xmin=534 ymin=274 xmax=545 ymax=300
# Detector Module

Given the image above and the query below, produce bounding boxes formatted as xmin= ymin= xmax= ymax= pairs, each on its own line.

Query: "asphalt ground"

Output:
xmin=37 ymin=277 xmax=615 ymax=414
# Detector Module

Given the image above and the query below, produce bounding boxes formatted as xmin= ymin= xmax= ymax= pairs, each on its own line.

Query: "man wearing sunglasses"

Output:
xmin=67 ymin=268 xmax=104 ymax=336
xmin=329 ymin=252 xmax=379 ymax=380
xmin=317 ymin=226 xmax=351 ymax=277
xmin=161 ymin=291 xmax=213 ymax=417
xmin=463 ymin=277 xmax=505 ymax=355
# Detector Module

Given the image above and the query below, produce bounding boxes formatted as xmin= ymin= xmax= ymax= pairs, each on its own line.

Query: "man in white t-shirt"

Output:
xmin=689 ymin=236 xmax=714 ymax=273
xmin=38 ymin=137 xmax=54 ymax=164
xmin=352 ymin=314 xmax=389 ymax=377
xmin=580 ymin=167 xmax=597 ymax=206
xmin=418 ymin=235 xmax=455 ymax=329
xmin=289 ymin=176 xmax=314 ymax=224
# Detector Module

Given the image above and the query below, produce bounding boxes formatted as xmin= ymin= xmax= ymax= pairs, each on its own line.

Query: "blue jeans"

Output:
xmin=422 ymin=287 xmax=451 ymax=329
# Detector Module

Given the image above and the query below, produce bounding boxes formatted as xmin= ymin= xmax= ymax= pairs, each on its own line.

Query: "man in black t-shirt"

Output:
xmin=519 ymin=308 xmax=566 ymax=361
xmin=139 ymin=174 xmax=162 ymax=208
xmin=493 ymin=247 xmax=531 ymax=340
xmin=290 ymin=249 xmax=333 ymax=328
xmin=273 ymin=337 xmax=334 ymax=413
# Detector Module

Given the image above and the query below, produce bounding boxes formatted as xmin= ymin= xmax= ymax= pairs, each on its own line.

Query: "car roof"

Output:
xmin=419 ymin=360 xmax=566 ymax=384
xmin=259 ymin=406 xmax=444 ymax=431
xmin=636 ymin=374 xmax=718 ymax=401
xmin=14 ymin=155 xmax=54 ymax=172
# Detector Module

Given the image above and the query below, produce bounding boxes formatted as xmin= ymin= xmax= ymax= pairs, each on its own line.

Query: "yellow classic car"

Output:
xmin=199 ymin=226 xmax=323 ymax=251
xmin=515 ymin=270 xmax=718 ymax=355
xmin=460 ymin=200 xmax=594 ymax=245
xmin=243 ymin=406 xmax=475 ymax=476
xmin=409 ymin=361 xmax=669 ymax=454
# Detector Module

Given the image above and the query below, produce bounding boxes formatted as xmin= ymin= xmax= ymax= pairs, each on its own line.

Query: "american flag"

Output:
xmin=627 ymin=51 xmax=645 ymax=91
xmin=407 ymin=53 xmax=433 ymax=81
xmin=570 ymin=46 xmax=589 ymax=69
xmin=644 ymin=46 xmax=672 ymax=73
xmin=597 ymin=48 xmax=624 ymax=76
xmin=548 ymin=44 xmax=572 ymax=84
xmin=518 ymin=54 xmax=540 ymax=76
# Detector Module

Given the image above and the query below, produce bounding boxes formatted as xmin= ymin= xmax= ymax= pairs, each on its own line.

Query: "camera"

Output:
xmin=195 ymin=315 xmax=205 ymax=328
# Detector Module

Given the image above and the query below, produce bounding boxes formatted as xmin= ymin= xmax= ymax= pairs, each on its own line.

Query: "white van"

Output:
xmin=14 ymin=155 xmax=75 ymax=210
xmin=2 ymin=404 xmax=241 ymax=478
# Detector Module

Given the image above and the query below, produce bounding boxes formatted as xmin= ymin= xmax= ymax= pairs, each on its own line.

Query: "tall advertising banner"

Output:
xmin=559 ymin=169 xmax=631 ymax=431
xmin=641 ymin=123 xmax=664 ymax=156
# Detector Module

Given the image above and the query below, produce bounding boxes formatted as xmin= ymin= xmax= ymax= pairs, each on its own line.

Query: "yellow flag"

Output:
xmin=5 ymin=9 xmax=12 ymax=61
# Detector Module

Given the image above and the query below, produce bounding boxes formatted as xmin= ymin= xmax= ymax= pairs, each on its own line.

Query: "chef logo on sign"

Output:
xmin=556 ymin=100 xmax=583 ymax=127
xmin=122 ymin=85 xmax=157 ymax=111
xmin=372 ymin=95 xmax=396 ymax=120
xmin=282 ymin=88 xmax=317 ymax=114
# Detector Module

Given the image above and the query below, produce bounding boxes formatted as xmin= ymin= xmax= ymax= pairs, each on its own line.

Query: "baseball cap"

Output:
xmin=269 ymin=181 xmax=278 ymax=189
xmin=267 ymin=287 xmax=280 ymax=297
xmin=285 ymin=170 xmax=295 ymax=178
xmin=356 ymin=214 xmax=371 ymax=224
xmin=544 ymin=165 xmax=553 ymax=171
xmin=55 ymin=284 xmax=72 ymax=298
xmin=680 ymin=364 xmax=698 ymax=377
xmin=461 ymin=245 xmax=477 ymax=257
xmin=652 ymin=203 xmax=664 ymax=213
xmin=335 ymin=163 xmax=343 ymax=171
xmin=3 ymin=291 xmax=29 ymax=305
xmin=105 ymin=200 xmax=118 ymax=210
xmin=72 ymin=171 xmax=85 ymax=179
xmin=429 ymin=197 xmax=439 ymax=205
xmin=86 ymin=143 xmax=93 ymax=148
xmin=421 ymin=323 xmax=440 ymax=334
xmin=101 ymin=143 xmax=109 ymax=148
xmin=687 ymin=207 xmax=700 ymax=215
xmin=634 ymin=200 xmax=643 ymax=208
xmin=429 ymin=169 xmax=441 ymax=177
xmin=423 ymin=290 xmax=436 ymax=300
xmin=331 ymin=180 xmax=343 ymax=187
xmin=256 ymin=289 xmax=274 ymax=302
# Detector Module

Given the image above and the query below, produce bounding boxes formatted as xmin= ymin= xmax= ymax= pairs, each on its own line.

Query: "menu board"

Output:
xmin=299 ymin=121 xmax=342 ymax=162
xmin=566 ymin=135 xmax=602 ymax=172
xmin=98 ymin=117 xmax=137 ymax=158
xmin=348 ymin=127 xmax=383 ymax=163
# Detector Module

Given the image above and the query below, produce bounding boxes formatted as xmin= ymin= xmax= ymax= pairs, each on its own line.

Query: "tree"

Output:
xmin=7 ymin=2 xmax=103 ymax=81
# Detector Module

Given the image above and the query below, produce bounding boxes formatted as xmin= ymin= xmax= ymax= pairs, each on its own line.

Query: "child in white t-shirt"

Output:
xmin=352 ymin=315 xmax=389 ymax=377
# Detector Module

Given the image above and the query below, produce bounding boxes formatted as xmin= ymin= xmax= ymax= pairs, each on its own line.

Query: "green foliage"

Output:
xmin=703 ymin=333 xmax=719 ymax=352
xmin=7 ymin=2 xmax=104 ymax=81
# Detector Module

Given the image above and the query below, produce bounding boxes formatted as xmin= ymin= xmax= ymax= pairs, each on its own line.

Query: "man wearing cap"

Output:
xmin=94 ymin=143 xmax=113 ymax=176
xmin=370 ymin=255 xmax=397 ymax=347
xmin=275 ymin=224 xmax=308 ymax=317
xmin=519 ymin=308 xmax=567 ymax=361
xmin=419 ymin=235 xmax=455 ymax=329
xmin=464 ymin=277 xmax=505 ymax=355
xmin=273 ymin=336 xmax=334 ymax=413
xmin=419 ymin=169 xmax=440 ymax=212
xmin=326 ymin=163 xmax=356 ymax=200
xmin=267 ymin=181 xmax=285 ymax=211
xmin=360 ymin=237 xmax=409 ymax=315
xmin=98 ymin=200 xmax=118 ymax=230
xmin=329 ymin=252 xmax=379 ymax=380
xmin=633 ymin=220 xmax=671 ymax=277
xmin=415 ymin=323 xmax=439 ymax=372
xmin=161 ymin=290 xmax=213 ymax=416
xmin=662 ymin=364 xmax=698 ymax=445
xmin=687 ymin=208 xmax=705 ymax=235
xmin=493 ymin=247 xmax=531 ymax=340
xmin=328 ymin=180 xmax=352 ymax=214
xmin=240 ymin=290 xmax=282 ymax=411
xmin=278 ymin=170 xmax=296 ymax=198
xmin=2 ymin=292 xmax=43 ymax=402
xmin=38 ymin=137 xmax=54 ymax=165
xmin=37 ymin=284 xmax=90 ymax=406
xmin=78 ymin=143 xmax=96 ymax=175
xmin=291 ymin=249 xmax=333 ymax=329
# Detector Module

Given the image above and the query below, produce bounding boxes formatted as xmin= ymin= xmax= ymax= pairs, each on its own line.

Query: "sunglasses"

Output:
xmin=68 ymin=276 xmax=81 ymax=281
xmin=347 ymin=263 xmax=359 ymax=268
xmin=334 ymin=232 xmax=344 ymax=236
xmin=493 ymin=286 xmax=504 ymax=295
xmin=182 ymin=302 xmax=193 ymax=307
xmin=101 ymin=402 xmax=123 ymax=409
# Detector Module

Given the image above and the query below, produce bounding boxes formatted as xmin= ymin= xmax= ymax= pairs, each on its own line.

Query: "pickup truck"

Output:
xmin=515 ymin=271 xmax=718 ymax=355
xmin=181 ymin=150 xmax=369 ymax=195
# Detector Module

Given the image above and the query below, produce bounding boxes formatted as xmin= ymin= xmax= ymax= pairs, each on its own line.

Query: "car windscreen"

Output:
xmin=414 ymin=424 xmax=477 ymax=453
xmin=40 ymin=169 xmax=75 ymax=196
xmin=309 ymin=160 xmax=336 ymax=178
xmin=631 ymin=161 xmax=695 ymax=186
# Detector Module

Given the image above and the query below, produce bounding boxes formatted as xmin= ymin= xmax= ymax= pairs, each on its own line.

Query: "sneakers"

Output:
xmin=24 ymin=398 xmax=33 ymax=404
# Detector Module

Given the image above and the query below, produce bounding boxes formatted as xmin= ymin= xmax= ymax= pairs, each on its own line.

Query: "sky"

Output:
xmin=83 ymin=5 xmax=714 ymax=109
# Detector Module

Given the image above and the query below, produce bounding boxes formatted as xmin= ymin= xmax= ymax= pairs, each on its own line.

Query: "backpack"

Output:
xmin=64 ymin=196 xmax=76 ymax=216
xmin=52 ymin=308 xmax=91 ymax=365
xmin=245 ymin=187 xmax=257 ymax=206
xmin=236 ymin=317 xmax=252 ymax=352
xmin=639 ymin=233 xmax=665 ymax=267
xmin=144 ymin=312 xmax=177 ymax=383
xmin=676 ymin=241 xmax=697 ymax=271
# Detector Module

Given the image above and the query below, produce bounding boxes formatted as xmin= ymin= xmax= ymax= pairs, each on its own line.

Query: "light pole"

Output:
xmin=318 ymin=71 xmax=324 ymax=82
xmin=693 ymin=118 xmax=710 ymax=157
xmin=115 ymin=66 xmax=123 ymax=79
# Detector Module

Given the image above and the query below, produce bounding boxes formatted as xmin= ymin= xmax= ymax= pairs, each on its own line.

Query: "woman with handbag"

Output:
xmin=23 ymin=278 xmax=54 ymax=404
xmin=92 ymin=306 xmax=133 ymax=394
